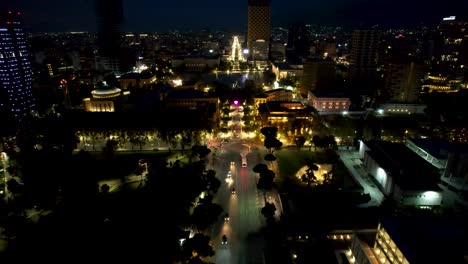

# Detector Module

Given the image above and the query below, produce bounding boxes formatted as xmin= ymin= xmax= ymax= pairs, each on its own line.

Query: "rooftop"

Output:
xmin=409 ymin=138 xmax=468 ymax=159
xmin=258 ymin=101 xmax=306 ymax=113
xmin=310 ymin=91 xmax=349 ymax=99
xmin=381 ymin=216 xmax=468 ymax=264
xmin=167 ymin=89 xmax=212 ymax=99
xmin=364 ymin=140 xmax=440 ymax=190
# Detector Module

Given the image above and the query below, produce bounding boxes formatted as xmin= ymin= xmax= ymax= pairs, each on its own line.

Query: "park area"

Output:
xmin=274 ymin=147 xmax=359 ymax=191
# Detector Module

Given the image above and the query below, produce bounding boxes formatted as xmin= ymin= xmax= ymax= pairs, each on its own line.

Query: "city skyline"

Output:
xmin=4 ymin=0 xmax=468 ymax=32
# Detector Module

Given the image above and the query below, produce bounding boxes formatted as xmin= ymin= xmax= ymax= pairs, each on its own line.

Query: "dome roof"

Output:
xmin=92 ymin=83 xmax=121 ymax=99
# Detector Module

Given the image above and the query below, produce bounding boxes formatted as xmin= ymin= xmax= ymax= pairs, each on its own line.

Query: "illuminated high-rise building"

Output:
xmin=423 ymin=16 xmax=468 ymax=92
xmin=0 ymin=10 xmax=35 ymax=121
xmin=247 ymin=0 xmax=271 ymax=64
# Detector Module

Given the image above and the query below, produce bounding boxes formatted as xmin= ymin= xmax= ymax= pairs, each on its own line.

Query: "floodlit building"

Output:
xmin=405 ymin=138 xmax=468 ymax=210
xmin=359 ymin=140 xmax=442 ymax=207
xmin=307 ymin=91 xmax=350 ymax=113
xmin=83 ymin=82 xmax=127 ymax=112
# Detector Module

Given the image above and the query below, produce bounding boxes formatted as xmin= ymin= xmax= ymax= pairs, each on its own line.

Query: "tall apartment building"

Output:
xmin=247 ymin=0 xmax=271 ymax=64
xmin=95 ymin=0 xmax=124 ymax=74
xmin=423 ymin=16 xmax=468 ymax=92
xmin=300 ymin=58 xmax=336 ymax=95
xmin=348 ymin=30 xmax=381 ymax=93
xmin=0 ymin=10 xmax=35 ymax=121
xmin=384 ymin=59 xmax=425 ymax=103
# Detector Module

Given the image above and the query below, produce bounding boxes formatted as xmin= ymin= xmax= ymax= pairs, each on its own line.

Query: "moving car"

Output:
xmin=231 ymin=187 xmax=236 ymax=195
xmin=222 ymin=235 xmax=228 ymax=245
xmin=224 ymin=213 xmax=230 ymax=221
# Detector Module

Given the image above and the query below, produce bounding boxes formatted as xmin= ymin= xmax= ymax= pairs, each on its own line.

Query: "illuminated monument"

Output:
xmin=230 ymin=36 xmax=244 ymax=71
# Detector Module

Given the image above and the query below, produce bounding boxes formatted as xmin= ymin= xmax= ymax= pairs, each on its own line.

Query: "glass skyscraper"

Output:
xmin=0 ymin=10 xmax=35 ymax=121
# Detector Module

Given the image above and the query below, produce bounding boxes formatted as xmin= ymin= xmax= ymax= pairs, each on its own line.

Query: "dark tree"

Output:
xmin=260 ymin=127 xmax=278 ymax=138
xmin=264 ymin=137 xmax=282 ymax=154
xmin=191 ymin=145 xmax=211 ymax=159
xmin=203 ymin=170 xmax=221 ymax=194
xmin=261 ymin=202 xmax=277 ymax=220
xmin=181 ymin=233 xmax=215 ymax=260
xmin=191 ymin=202 xmax=223 ymax=231
xmin=312 ymin=135 xmax=321 ymax=151
xmin=264 ymin=154 xmax=277 ymax=162
xmin=253 ymin=163 xmax=268 ymax=174
xmin=295 ymin=136 xmax=306 ymax=149
xmin=301 ymin=162 xmax=319 ymax=187
xmin=6 ymin=178 xmax=22 ymax=194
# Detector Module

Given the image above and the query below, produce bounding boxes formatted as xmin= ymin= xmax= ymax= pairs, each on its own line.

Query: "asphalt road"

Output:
xmin=209 ymin=138 xmax=266 ymax=264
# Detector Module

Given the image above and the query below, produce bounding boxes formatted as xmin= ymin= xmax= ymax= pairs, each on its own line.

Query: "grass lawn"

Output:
xmin=74 ymin=150 xmax=173 ymax=180
xmin=275 ymin=148 xmax=320 ymax=179
xmin=275 ymin=148 xmax=358 ymax=190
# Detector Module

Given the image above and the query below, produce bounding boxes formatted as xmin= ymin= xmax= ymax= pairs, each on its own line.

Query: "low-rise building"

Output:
xmin=119 ymin=72 xmax=156 ymax=89
xmin=257 ymin=101 xmax=312 ymax=126
xmin=264 ymin=88 xmax=294 ymax=101
xmin=308 ymin=91 xmax=350 ymax=113
xmin=171 ymin=55 xmax=220 ymax=72
xmin=164 ymin=89 xmax=220 ymax=125
xmin=378 ymin=103 xmax=427 ymax=115
xmin=359 ymin=140 xmax=442 ymax=207
xmin=329 ymin=217 xmax=468 ymax=264
xmin=271 ymin=62 xmax=303 ymax=81
xmin=405 ymin=138 xmax=468 ymax=210
xmin=83 ymin=82 xmax=129 ymax=112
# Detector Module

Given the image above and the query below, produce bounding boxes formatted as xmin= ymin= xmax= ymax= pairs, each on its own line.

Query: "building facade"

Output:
xmin=307 ymin=91 xmax=350 ymax=113
xmin=359 ymin=140 xmax=442 ymax=207
xmin=301 ymin=58 xmax=336 ymax=95
xmin=424 ymin=16 xmax=468 ymax=93
xmin=247 ymin=0 xmax=270 ymax=64
xmin=384 ymin=60 xmax=425 ymax=102
xmin=348 ymin=30 xmax=381 ymax=92
xmin=94 ymin=0 xmax=124 ymax=74
xmin=0 ymin=11 xmax=35 ymax=121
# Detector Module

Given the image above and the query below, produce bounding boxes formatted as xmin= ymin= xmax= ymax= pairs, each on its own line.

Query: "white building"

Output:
xmin=359 ymin=140 xmax=442 ymax=207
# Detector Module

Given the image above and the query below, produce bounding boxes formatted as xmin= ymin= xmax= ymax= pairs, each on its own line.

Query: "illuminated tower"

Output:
xmin=0 ymin=10 xmax=35 ymax=121
xmin=247 ymin=0 xmax=271 ymax=65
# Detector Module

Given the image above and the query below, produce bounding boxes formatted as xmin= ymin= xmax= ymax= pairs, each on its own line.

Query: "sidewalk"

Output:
xmin=336 ymin=150 xmax=385 ymax=207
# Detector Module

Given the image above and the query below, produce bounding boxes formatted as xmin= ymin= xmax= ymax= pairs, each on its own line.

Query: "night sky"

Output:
xmin=3 ymin=0 xmax=468 ymax=32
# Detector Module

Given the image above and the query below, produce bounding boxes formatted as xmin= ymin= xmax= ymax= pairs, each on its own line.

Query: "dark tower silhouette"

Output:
xmin=286 ymin=21 xmax=310 ymax=63
xmin=94 ymin=0 xmax=124 ymax=73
